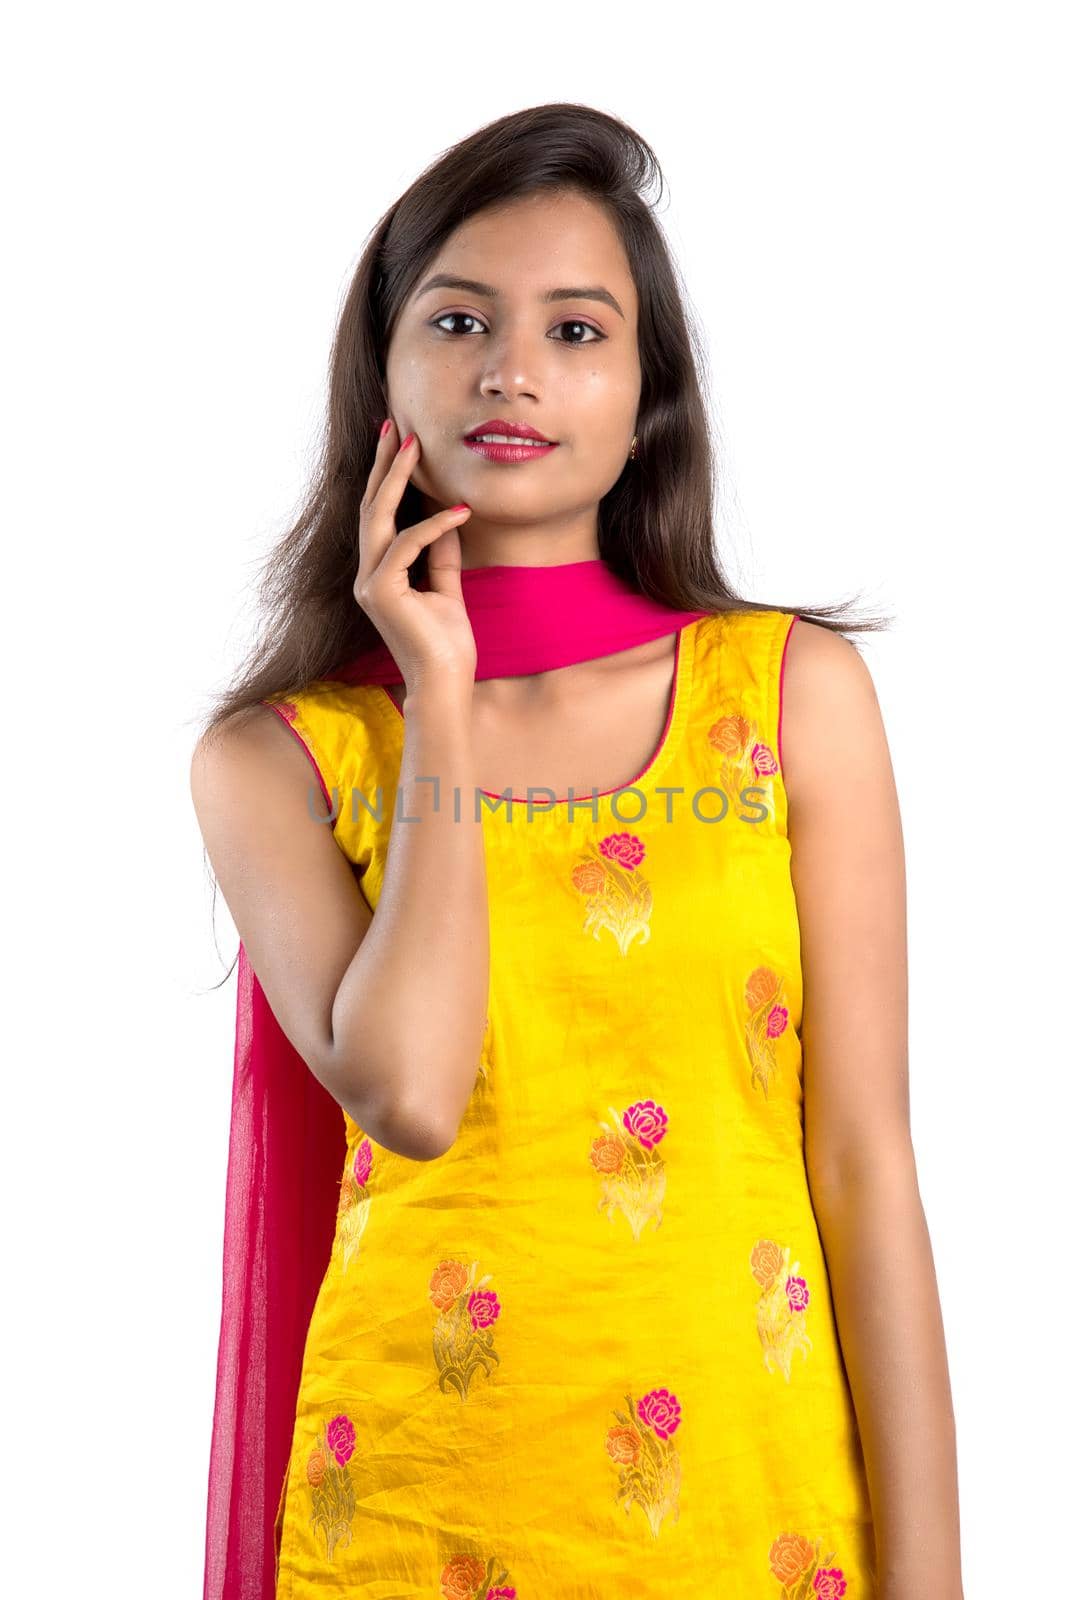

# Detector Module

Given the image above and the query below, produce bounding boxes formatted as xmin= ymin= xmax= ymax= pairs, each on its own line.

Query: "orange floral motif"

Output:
xmin=768 ymin=1530 xmax=848 ymax=1596
xmin=571 ymin=832 xmax=652 ymax=955
xmin=439 ymin=1551 xmax=517 ymax=1598
xmin=605 ymin=1387 xmax=682 ymax=1537
xmin=335 ymin=1136 xmax=374 ymax=1269
xmin=305 ymin=1412 xmax=357 ymax=1561
xmin=707 ymin=711 xmax=780 ymax=822
xmin=743 ymin=966 xmax=791 ymax=1096
xmin=750 ymin=1239 xmax=813 ymax=1381
xmin=589 ymin=1099 xmax=669 ymax=1238
xmin=429 ymin=1258 xmax=502 ymax=1399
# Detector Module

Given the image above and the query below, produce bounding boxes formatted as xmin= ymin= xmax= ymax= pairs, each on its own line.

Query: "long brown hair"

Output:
xmin=193 ymin=102 xmax=891 ymax=984
xmin=195 ymin=100 xmax=889 ymax=749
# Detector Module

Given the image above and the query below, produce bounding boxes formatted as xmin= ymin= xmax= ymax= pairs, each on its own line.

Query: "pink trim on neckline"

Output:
xmin=380 ymin=624 xmax=696 ymax=808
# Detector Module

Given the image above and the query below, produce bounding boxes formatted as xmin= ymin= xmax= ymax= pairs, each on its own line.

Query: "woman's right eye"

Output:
xmin=430 ymin=312 xmax=488 ymax=337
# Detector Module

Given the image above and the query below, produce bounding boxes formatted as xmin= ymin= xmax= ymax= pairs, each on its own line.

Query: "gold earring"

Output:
xmin=629 ymin=435 xmax=638 ymax=460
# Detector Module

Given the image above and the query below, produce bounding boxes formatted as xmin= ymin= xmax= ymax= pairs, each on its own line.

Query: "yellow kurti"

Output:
xmin=267 ymin=607 xmax=877 ymax=1598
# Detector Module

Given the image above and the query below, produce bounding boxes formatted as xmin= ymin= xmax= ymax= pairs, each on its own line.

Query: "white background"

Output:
xmin=4 ymin=3 xmax=1063 ymax=1593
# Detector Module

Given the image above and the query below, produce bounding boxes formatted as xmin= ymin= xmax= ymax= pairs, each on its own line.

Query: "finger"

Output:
xmin=357 ymin=428 xmax=421 ymax=568
xmin=374 ymin=504 xmax=471 ymax=591
xmin=423 ymin=521 xmax=465 ymax=603
xmin=362 ymin=417 xmax=401 ymax=509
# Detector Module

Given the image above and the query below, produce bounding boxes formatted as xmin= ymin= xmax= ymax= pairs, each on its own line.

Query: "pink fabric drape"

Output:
xmin=329 ymin=559 xmax=708 ymax=685
xmin=202 ymin=943 xmax=345 ymax=1600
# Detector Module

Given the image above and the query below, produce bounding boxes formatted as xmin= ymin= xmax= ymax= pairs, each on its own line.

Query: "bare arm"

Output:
xmin=782 ymin=620 xmax=964 ymax=1598
xmin=192 ymin=419 xmax=491 ymax=1160
xmin=191 ymin=690 xmax=488 ymax=1162
xmin=330 ymin=685 xmax=488 ymax=1157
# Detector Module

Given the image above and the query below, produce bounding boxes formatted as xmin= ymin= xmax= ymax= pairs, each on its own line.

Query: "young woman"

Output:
xmin=192 ymin=104 xmax=964 ymax=1600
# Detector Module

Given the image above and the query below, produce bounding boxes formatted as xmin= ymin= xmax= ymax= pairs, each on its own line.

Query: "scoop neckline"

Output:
xmin=373 ymin=618 xmax=700 ymax=818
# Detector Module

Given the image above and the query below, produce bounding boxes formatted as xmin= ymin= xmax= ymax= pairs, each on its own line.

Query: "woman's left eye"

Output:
xmin=431 ymin=313 xmax=604 ymax=346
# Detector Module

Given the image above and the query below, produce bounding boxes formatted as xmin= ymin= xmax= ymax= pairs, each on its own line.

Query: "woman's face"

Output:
xmin=383 ymin=189 xmax=641 ymax=564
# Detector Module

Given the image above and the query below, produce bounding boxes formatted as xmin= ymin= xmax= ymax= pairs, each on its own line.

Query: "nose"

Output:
xmin=477 ymin=324 xmax=544 ymax=403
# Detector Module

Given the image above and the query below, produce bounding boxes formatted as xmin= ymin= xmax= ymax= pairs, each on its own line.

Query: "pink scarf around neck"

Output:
xmin=330 ymin=558 xmax=709 ymax=684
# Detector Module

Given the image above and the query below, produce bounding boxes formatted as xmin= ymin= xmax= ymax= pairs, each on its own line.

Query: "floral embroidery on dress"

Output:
xmin=605 ymin=1387 xmax=682 ymax=1537
xmin=429 ymin=1259 xmax=502 ymax=1398
xmin=571 ymin=832 xmax=652 ymax=955
xmin=335 ymin=1137 xmax=374 ymax=1270
xmin=751 ymin=1239 xmax=813 ymax=1381
xmin=707 ymin=712 xmax=779 ymax=822
xmin=744 ymin=966 xmax=791 ymax=1096
xmin=589 ymin=1099 xmax=669 ymax=1238
xmin=768 ymin=1531 xmax=848 ymax=1596
xmin=439 ymin=1552 xmax=516 ymax=1598
xmin=305 ymin=1412 xmax=357 ymax=1561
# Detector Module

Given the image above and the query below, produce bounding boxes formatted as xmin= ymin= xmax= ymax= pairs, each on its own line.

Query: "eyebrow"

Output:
xmin=414 ymin=273 xmax=626 ymax=320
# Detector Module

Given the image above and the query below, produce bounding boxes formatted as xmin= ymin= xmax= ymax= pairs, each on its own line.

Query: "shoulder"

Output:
xmin=191 ymin=701 xmax=283 ymax=776
xmin=190 ymin=701 xmax=329 ymax=821
xmin=191 ymin=682 xmax=382 ymax=815
xmin=779 ymin=617 xmax=892 ymax=819
xmin=781 ymin=615 xmax=870 ymax=703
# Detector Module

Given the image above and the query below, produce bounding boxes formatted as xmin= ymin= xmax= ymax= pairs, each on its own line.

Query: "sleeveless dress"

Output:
xmin=265 ymin=607 xmax=877 ymax=1599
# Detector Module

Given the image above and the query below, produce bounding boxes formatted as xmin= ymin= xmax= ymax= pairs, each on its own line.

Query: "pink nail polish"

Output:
xmin=400 ymin=432 xmax=415 ymax=450
xmin=379 ymin=419 xmax=391 ymax=439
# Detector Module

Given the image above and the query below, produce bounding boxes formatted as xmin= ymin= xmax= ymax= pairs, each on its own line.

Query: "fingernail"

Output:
xmin=400 ymin=432 xmax=415 ymax=450
xmin=379 ymin=419 xmax=391 ymax=439
xmin=448 ymin=503 xmax=470 ymax=512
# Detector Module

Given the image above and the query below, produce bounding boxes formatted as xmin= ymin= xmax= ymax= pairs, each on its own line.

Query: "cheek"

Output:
xmin=397 ymin=351 xmax=466 ymax=414
xmin=564 ymin=370 xmax=640 ymax=439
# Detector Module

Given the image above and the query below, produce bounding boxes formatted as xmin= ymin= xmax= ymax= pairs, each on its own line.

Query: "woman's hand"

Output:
xmin=354 ymin=422 xmax=475 ymax=699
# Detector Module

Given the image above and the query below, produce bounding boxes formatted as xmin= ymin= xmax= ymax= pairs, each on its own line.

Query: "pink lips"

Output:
xmin=464 ymin=417 xmax=553 ymax=441
xmin=462 ymin=437 xmax=560 ymax=463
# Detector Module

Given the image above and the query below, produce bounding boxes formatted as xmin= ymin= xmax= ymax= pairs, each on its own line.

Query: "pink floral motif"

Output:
xmin=598 ymin=831 xmax=645 ymax=870
xmin=707 ymin=712 xmax=780 ymax=823
xmin=813 ymin=1568 xmax=848 ymax=1598
xmin=305 ymin=1411 xmax=357 ymax=1560
xmin=751 ymin=741 xmax=780 ymax=777
xmin=326 ymin=1413 xmax=356 ymax=1467
xmin=637 ymin=1387 xmax=681 ymax=1439
xmin=751 ymin=1239 xmax=813 ymax=1381
xmin=743 ymin=966 xmax=791 ymax=1096
xmin=622 ymin=1099 xmax=668 ymax=1149
xmin=572 ymin=834 xmax=653 ymax=954
xmin=468 ymin=1290 xmax=501 ymax=1330
xmin=765 ymin=1004 xmax=789 ymax=1040
xmin=785 ymin=1275 xmax=810 ymax=1313
xmin=353 ymin=1137 xmax=373 ymax=1187
xmin=591 ymin=1100 xmax=669 ymax=1238
xmin=606 ymin=1386 xmax=683 ymax=1536
xmin=429 ymin=1260 xmax=502 ymax=1398
xmin=487 ymin=1590 xmax=517 ymax=1599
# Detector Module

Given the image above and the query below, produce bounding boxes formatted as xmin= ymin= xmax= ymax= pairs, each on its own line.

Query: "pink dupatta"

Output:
xmin=202 ymin=559 xmax=709 ymax=1598
xmin=202 ymin=944 xmax=346 ymax=1600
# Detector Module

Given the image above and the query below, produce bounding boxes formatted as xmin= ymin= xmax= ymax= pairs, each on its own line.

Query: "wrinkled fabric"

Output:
xmin=206 ymin=607 xmax=878 ymax=1600
xmin=202 ymin=557 xmax=705 ymax=1600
